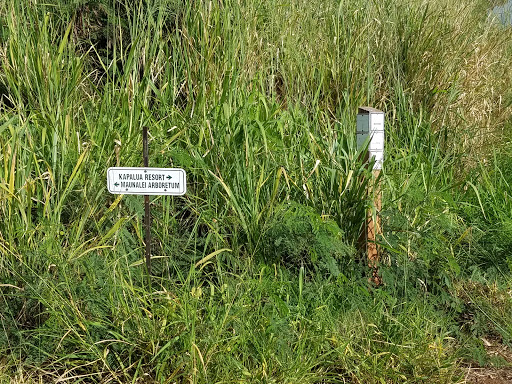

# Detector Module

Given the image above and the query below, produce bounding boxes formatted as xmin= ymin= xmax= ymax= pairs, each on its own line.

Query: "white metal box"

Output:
xmin=356 ymin=107 xmax=385 ymax=170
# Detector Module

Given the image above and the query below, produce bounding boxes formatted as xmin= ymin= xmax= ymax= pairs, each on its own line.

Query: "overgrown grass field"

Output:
xmin=1 ymin=0 xmax=512 ymax=382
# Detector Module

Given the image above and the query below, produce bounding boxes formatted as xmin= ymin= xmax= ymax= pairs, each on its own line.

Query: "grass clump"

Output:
xmin=1 ymin=0 xmax=512 ymax=382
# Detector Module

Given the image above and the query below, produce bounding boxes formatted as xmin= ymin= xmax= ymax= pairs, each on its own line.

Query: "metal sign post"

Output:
xmin=107 ymin=127 xmax=187 ymax=277
xmin=357 ymin=107 xmax=384 ymax=285
xmin=143 ymin=127 xmax=151 ymax=275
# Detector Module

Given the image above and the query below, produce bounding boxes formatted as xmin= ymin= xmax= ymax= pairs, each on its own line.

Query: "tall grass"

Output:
xmin=1 ymin=0 xmax=511 ymax=382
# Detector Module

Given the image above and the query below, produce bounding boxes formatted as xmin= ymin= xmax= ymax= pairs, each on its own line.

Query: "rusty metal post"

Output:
xmin=143 ymin=127 xmax=151 ymax=276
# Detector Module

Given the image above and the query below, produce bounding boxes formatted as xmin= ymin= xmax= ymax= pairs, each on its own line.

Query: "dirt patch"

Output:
xmin=465 ymin=338 xmax=512 ymax=384
xmin=465 ymin=368 xmax=512 ymax=384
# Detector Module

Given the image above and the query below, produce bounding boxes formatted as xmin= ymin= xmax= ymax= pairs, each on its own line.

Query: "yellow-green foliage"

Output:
xmin=0 ymin=0 xmax=511 ymax=382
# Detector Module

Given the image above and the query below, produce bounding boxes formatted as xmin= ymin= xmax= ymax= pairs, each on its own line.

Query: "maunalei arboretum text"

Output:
xmin=107 ymin=167 xmax=187 ymax=195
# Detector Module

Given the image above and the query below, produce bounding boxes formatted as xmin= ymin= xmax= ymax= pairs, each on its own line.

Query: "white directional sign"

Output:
xmin=107 ymin=167 xmax=186 ymax=195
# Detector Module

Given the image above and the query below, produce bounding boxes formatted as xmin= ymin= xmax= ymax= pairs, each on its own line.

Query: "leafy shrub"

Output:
xmin=261 ymin=201 xmax=354 ymax=276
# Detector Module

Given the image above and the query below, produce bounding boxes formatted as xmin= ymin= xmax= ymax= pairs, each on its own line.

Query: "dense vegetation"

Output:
xmin=1 ymin=0 xmax=511 ymax=382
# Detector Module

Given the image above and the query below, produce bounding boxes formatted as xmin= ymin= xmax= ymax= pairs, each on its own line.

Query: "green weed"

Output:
xmin=1 ymin=0 xmax=511 ymax=382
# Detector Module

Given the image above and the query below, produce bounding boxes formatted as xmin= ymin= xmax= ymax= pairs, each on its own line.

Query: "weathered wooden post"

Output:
xmin=357 ymin=107 xmax=384 ymax=285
